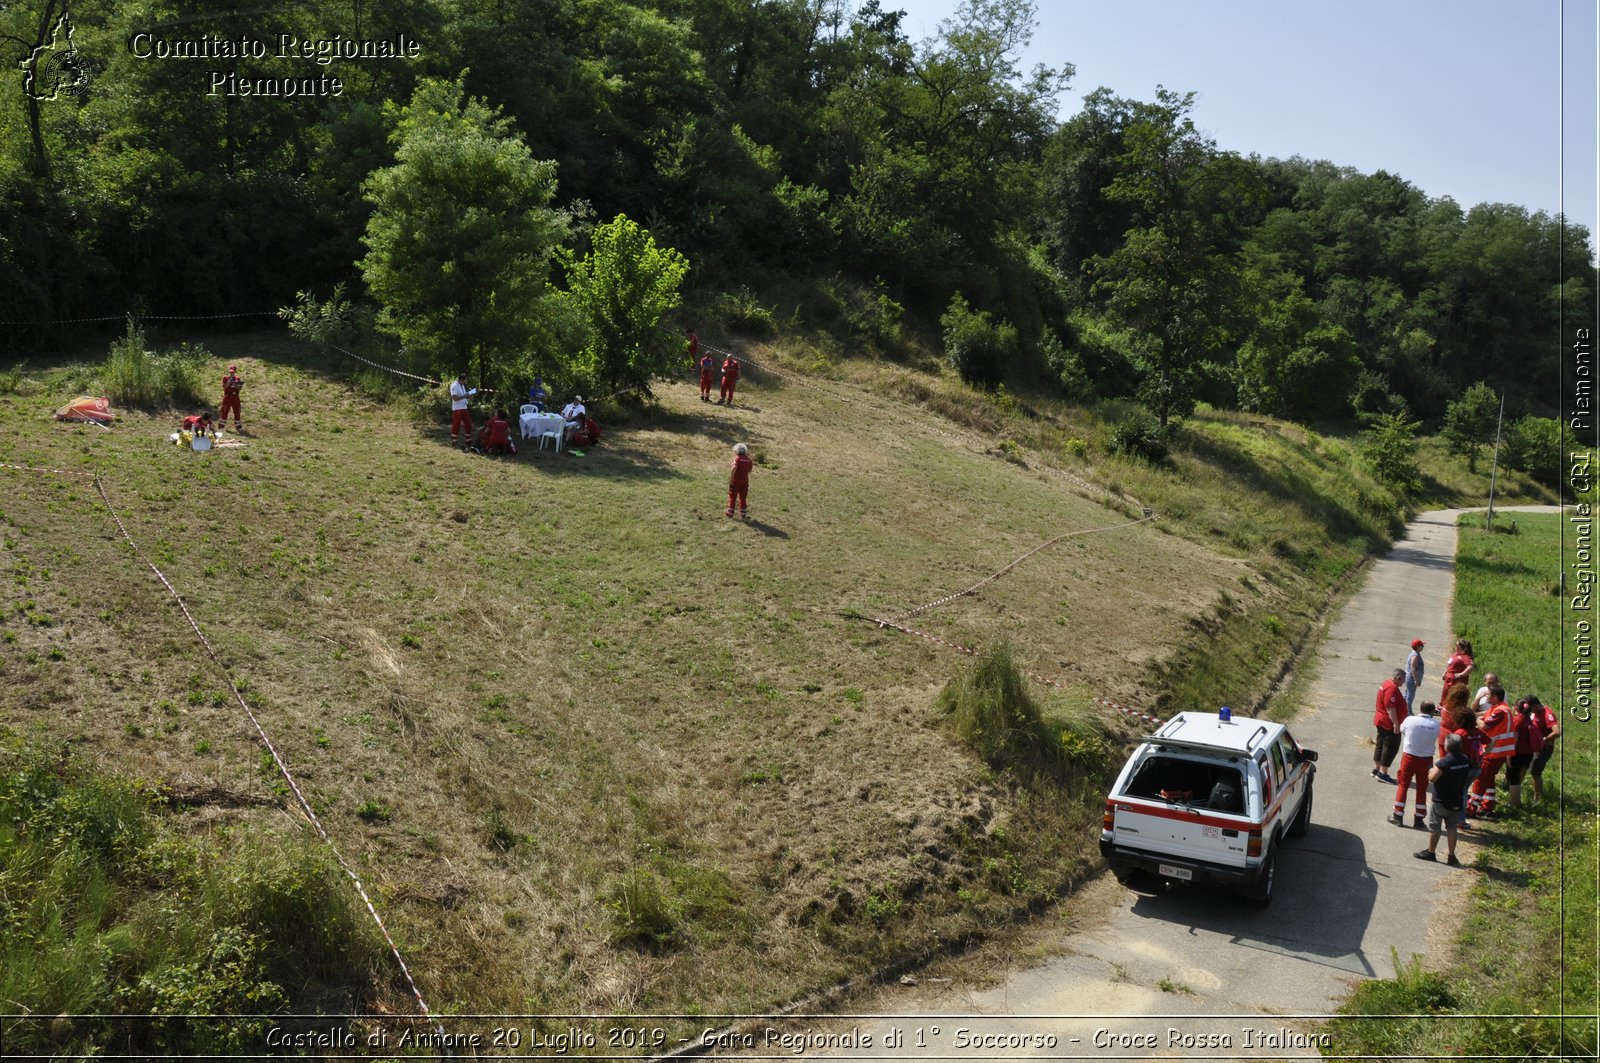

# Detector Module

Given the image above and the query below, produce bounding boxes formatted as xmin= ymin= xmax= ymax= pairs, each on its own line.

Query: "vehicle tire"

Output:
xmin=1289 ymin=780 xmax=1313 ymax=838
xmin=1244 ymin=846 xmax=1276 ymax=907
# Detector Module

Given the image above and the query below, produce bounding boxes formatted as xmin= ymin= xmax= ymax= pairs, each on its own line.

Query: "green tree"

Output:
xmin=1440 ymin=381 xmax=1501 ymax=473
xmin=1236 ymin=277 xmax=1361 ymax=421
xmin=358 ymin=77 xmax=568 ymax=386
xmin=1504 ymin=415 xmax=1564 ymax=487
xmin=1088 ymin=88 xmax=1260 ymax=427
xmin=562 ymin=214 xmax=691 ymax=396
xmin=1361 ymin=411 xmax=1422 ymax=493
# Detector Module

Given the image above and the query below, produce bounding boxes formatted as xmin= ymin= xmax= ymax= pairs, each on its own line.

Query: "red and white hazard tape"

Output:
xmin=2 ymin=462 xmax=444 ymax=1044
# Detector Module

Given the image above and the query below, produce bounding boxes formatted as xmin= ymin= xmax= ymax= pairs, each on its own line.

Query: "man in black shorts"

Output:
xmin=1416 ymin=733 xmax=1473 ymax=867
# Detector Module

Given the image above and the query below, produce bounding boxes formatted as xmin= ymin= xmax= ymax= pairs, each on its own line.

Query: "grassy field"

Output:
xmin=0 ymin=325 xmax=1544 ymax=1049
xmin=1328 ymin=512 xmax=1596 ymax=1057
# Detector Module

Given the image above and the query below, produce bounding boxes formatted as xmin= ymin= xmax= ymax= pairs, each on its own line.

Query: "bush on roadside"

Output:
xmin=934 ymin=643 xmax=1061 ymax=779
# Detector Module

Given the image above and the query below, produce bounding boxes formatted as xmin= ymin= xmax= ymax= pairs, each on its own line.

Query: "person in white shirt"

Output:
xmin=562 ymin=396 xmax=586 ymax=437
xmin=1473 ymin=672 xmax=1500 ymax=715
xmin=1391 ymin=701 xmax=1442 ymax=827
xmin=449 ymin=374 xmax=476 ymax=447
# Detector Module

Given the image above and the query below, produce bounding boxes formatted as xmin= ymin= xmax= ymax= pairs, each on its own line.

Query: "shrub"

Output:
xmin=607 ymin=867 xmax=678 ymax=949
xmin=1109 ymin=412 xmax=1169 ymax=462
xmin=102 ymin=322 xmax=212 ymax=409
xmin=934 ymin=643 xmax=1059 ymax=778
xmin=104 ymin=318 xmax=156 ymax=406
xmin=713 ymin=286 xmax=776 ymax=337
xmin=941 ymin=293 xmax=1018 ymax=388
xmin=0 ymin=737 xmax=382 ymax=1057
xmin=156 ymin=342 xmax=209 ymax=407
xmin=1504 ymin=415 xmax=1563 ymax=486
xmin=278 ymin=284 xmax=358 ymax=353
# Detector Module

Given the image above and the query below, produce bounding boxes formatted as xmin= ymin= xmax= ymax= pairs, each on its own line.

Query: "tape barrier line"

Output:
xmin=0 ymin=460 xmax=97 ymax=480
xmin=330 ymin=341 xmax=643 ymax=406
xmin=0 ymin=311 xmax=280 ymax=325
xmin=889 ymin=514 xmax=1157 ymax=623
xmin=88 ymin=472 xmax=448 ymax=1048
xmin=1 ymin=462 xmax=445 ymax=1048
xmin=866 ymin=615 xmax=1164 ymax=727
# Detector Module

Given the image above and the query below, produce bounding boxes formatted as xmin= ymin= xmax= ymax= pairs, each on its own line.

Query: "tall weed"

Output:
xmin=0 ymin=734 xmax=384 ymax=1056
xmin=935 ymin=643 xmax=1062 ymax=780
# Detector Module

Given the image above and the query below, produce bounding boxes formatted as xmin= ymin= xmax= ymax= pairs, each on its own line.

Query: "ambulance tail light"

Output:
xmin=1103 ymin=800 xmax=1116 ymax=832
xmin=1247 ymin=828 xmax=1263 ymax=858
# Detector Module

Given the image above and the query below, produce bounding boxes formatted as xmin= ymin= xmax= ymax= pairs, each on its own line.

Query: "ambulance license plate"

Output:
xmin=1158 ymin=863 xmax=1192 ymax=881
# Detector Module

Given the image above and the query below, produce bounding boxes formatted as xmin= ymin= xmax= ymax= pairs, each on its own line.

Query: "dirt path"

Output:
xmin=740 ymin=506 xmax=1558 ymax=1061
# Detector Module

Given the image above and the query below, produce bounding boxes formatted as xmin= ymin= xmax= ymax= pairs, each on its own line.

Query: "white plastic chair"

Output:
xmin=519 ymin=405 xmax=540 ymax=440
xmin=536 ymin=414 xmax=563 ymax=453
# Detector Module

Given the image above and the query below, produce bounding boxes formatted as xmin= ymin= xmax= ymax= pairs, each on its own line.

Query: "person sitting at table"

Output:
xmin=527 ymin=377 xmax=547 ymax=412
xmin=561 ymin=396 xmax=586 ymax=437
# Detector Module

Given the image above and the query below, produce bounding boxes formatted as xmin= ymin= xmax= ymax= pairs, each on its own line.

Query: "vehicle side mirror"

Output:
xmin=1301 ymin=749 xmax=1318 ymax=762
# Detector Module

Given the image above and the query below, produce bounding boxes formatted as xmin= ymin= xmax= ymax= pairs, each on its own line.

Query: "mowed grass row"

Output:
xmin=1328 ymin=512 xmax=1597 ymax=1057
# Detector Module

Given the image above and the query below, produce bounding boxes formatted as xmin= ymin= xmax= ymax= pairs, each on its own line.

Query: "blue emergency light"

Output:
xmin=1219 ymin=705 xmax=1232 ymax=722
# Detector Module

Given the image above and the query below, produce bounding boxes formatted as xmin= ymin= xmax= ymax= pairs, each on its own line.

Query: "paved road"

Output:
xmin=754 ymin=507 xmax=1557 ymax=1062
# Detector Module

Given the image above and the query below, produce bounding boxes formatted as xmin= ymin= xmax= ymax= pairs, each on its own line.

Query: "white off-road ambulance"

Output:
xmin=1099 ymin=709 xmax=1317 ymax=906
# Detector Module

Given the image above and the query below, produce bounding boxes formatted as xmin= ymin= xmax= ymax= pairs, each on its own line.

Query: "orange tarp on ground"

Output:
xmin=54 ymin=396 xmax=114 ymax=424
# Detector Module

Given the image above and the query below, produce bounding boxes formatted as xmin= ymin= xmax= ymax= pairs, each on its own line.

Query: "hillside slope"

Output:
xmin=0 ymin=328 xmax=1499 ymax=1020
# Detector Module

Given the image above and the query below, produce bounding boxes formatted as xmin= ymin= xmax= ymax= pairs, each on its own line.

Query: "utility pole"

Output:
xmin=1485 ymin=391 xmax=1505 ymax=530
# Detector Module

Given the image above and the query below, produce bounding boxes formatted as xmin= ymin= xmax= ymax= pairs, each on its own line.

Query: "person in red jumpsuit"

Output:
xmin=1466 ymin=686 xmax=1514 ymax=816
xmin=1440 ymin=638 xmax=1474 ymax=700
xmin=698 ymin=352 xmax=716 ymax=402
xmin=478 ymin=409 xmax=515 ymax=456
xmin=219 ymin=364 xmax=244 ymax=433
xmin=726 ymin=442 xmax=752 ymax=518
xmin=718 ymin=356 xmax=741 ymax=405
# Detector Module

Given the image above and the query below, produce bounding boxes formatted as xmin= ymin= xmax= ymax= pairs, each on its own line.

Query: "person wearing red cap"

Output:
xmin=219 ymin=364 xmax=244 ymax=433
xmin=1405 ymin=638 xmax=1425 ymax=710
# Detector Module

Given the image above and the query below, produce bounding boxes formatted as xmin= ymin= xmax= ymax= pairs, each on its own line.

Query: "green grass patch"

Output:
xmin=0 ymin=732 xmax=388 ymax=1056
xmin=1325 ymin=513 xmax=1595 ymax=1056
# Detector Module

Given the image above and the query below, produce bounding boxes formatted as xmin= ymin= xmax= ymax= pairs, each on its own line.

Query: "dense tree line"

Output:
xmin=2 ymin=0 xmax=1592 ymax=424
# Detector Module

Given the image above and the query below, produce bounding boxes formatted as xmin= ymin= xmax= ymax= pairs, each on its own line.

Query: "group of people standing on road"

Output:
xmin=1370 ymin=637 xmax=1561 ymax=867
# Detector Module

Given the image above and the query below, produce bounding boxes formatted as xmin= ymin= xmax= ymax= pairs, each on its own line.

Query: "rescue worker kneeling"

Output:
xmin=471 ymin=409 xmax=516 ymax=456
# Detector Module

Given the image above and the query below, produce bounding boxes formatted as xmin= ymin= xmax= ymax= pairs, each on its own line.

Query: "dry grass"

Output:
xmin=1 ymin=328 xmax=1375 ymax=1022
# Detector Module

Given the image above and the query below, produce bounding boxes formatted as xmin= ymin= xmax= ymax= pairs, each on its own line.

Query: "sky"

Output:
xmin=890 ymin=0 xmax=1600 ymax=257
